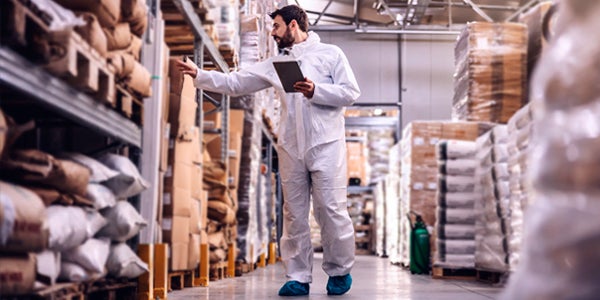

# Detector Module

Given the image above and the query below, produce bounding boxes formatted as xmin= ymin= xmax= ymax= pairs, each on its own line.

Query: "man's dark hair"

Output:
xmin=269 ymin=5 xmax=309 ymax=32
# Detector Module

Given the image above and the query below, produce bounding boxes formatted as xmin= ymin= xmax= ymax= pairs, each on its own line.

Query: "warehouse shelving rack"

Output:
xmin=0 ymin=47 xmax=142 ymax=148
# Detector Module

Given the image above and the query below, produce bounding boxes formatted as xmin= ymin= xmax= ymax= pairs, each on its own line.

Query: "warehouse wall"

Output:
xmin=316 ymin=31 xmax=456 ymax=129
xmin=317 ymin=31 xmax=400 ymax=105
xmin=401 ymin=34 xmax=456 ymax=127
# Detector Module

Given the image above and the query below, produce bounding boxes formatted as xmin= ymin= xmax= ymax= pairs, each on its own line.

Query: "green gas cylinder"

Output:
xmin=409 ymin=213 xmax=430 ymax=275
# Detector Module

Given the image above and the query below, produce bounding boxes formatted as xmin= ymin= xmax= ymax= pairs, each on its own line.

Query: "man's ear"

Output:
xmin=289 ymin=19 xmax=297 ymax=30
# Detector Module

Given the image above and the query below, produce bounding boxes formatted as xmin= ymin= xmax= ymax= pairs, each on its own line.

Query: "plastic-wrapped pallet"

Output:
xmin=398 ymin=121 xmax=491 ymax=266
xmin=502 ymin=1 xmax=600 ymax=298
xmin=474 ymin=126 xmax=511 ymax=273
xmin=231 ymin=95 xmax=262 ymax=265
xmin=434 ymin=140 xmax=478 ymax=269
xmin=505 ymin=104 xmax=533 ymax=271
xmin=453 ymin=22 xmax=528 ymax=123
xmin=373 ymin=181 xmax=385 ymax=257
xmin=387 ymin=143 xmax=402 ymax=264
xmin=368 ymin=128 xmax=395 ymax=184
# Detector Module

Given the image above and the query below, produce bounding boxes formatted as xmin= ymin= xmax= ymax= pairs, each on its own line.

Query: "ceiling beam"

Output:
xmin=462 ymin=0 xmax=494 ymax=22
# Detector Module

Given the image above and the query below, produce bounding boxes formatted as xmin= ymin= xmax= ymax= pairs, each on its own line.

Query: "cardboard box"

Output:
xmin=168 ymin=57 xmax=196 ymax=97
xmin=190 ymin=127 xmax=202 ymax=164
xmin=190 ymin=199 xmax=201 ymax=234
xmin=203 ymin=101 xmax=221 ymax=130
xmin=0 ymin=254 xmax=36 ymax=295
xmin=191 ymin=164 xmax=203 ymax=200
xmin=169 ymin=242 xmax=189 ymax=271
xmin=164 ymin=162 xmax=193 ymax=191
xmin=163 ymin=185 xmax=192 ymax=217
xmin=229 ymin=109 xmax=245 ymax=135
xmin=168 ymin=136 xmax=194 ymax=166
xmin=188 ymin=234 xmax=200 ymax=270
xmin=160 ymin=121 xmax=170 ymax=172
xmin=162 ymin=216 xmax=190 ymax=244
xmin=157 ymin=171 xmax=165 ymax=224
xmin=228 ymin=132 xmax=243 ymax=188
xmin=199 ymin=191 xmax=208 ymax=231
xmin=168 ymin=92 xmax=197 ymax=135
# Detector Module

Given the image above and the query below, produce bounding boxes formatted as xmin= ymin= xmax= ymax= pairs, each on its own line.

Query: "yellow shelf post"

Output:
xmin=153 ymin=244 xmax=168 ymax=299
xmin=137 ymin=244 xmax=154 ymax=300
xmin=227 ymin=242 xmax=236 ymax=278
xmin=268 ymin=242 xmax=277 ymax=265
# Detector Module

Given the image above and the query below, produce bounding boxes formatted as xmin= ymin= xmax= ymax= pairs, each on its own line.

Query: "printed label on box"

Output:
xmin=162 ymin=218 xmax=172 ymax=230
xmin=413 ymin=182 xmax=424 ymax=190
xmin=163 ymin=193 xmax=172 ymax=205
xmin=166 ymin=165 xmax=173 ymax=177
xmin=413 ymin=137 xmax=425 ymax=146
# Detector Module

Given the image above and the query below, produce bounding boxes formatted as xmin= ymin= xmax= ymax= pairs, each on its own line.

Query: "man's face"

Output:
xmin=272 ymin=15 xmax=295 ymax=49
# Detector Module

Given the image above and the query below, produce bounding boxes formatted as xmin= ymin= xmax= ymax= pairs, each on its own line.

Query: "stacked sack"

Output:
xmin=55 ymin=0 xmax=151 ymax=97
xmin=503 ymin=1 xmax=600 ymax=298
xmin=0 ymin=116 xmax=148 ymax=295
xmin=505 ymin=104 xmax=533 ymax=271
xmin=433 ymin=140 xmax=478 ymax=269
xmin=386 ymin=143 xmax=403 ymax=265
xmin=474 ymin=126 xmax=511 ymax=273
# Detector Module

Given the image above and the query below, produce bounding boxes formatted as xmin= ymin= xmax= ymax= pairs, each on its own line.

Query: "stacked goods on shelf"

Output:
xmin=164 ymin=58 xmax=205 ymax=271
xmin=373 ymin=181 xmax=385 ymax=256
xmin=518 ymin=1 xmax=555 ymax=81
xmin=474 ymin=127 xmax=511 ymax=273
xmin=206 ymin=0 xmax=240 ymax=67
xmin=453 ymin=22 xmax=528 ymax=123
xmin=503 ymin=2 xmax=600 ymax=298
xmin=399 ymin=121 xmax=492 ymax=266
xmin=434 ymin=140 xmax=478 ymax=269
xmin=0 ymin=118 xmax=149 ymax=295
xmin=231 ymin=95 xmax=264 ymax=266
xmin=348 ymin=192 xmax=373 ymax=254
xmin=54 ymin=0 xmax=152 ymax=100
xmin=387 ymin=143 xmax=403 ymax=264
xmin=505 ymin=104 xmax=533 ymax=271
xmin=368 ymin=128 xmax=395 ymax=184
xmin=346 ymin=134 xmax=370 ymax=186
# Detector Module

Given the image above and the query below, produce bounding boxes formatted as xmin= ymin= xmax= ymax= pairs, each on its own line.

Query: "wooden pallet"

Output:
xmin=2 ymin=279 xmax=137 ymax=300
xmin=432 ymin=266 xmax=477 ymax=280
xmin=114 ymin=85 xmax=144 ymax=126
xmin=209 ymin=261 xmax=229 ymax=281
xmin=476 ymin=269 xmax=506 ymax=284
xmin=167 ymin=270 xmax=195 ymax=292
xmin=1 ymin=0 xmax=52 ymax=63
xmin=45 ymin=29 xmax=116 ymax=106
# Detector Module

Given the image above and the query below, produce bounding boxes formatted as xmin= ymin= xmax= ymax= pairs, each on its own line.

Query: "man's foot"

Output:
xmin=326 ymin=274 xmax=352 ymax=295
xmin=278 ymin=280 xmax=310 ymax=296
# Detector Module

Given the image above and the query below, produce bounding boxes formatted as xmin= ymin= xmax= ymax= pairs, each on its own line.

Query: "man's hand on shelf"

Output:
xmin=176 ymin=59 xmax=198 ymax=78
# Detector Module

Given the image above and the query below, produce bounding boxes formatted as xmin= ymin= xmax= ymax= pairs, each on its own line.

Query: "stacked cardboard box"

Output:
xmin=519 ymin=1 xmax=554 ymax=81
xmin=163 ymin=58 xmax=204 ymax=271
xmin=399 ymin=121 xmax=491 ymax=266
xmin=453 ymin=22 xmax=528 ymax=124
xmin=346 ymin=140 xmax=369 ymax=186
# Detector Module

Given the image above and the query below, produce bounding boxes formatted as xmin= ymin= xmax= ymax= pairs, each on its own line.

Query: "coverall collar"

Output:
xmin=287 ymin=31 xmax=320 ymax=58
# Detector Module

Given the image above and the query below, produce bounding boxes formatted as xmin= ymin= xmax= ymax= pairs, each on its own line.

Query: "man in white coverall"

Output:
xmin=177 ymin=5 xmax=360 ymax=296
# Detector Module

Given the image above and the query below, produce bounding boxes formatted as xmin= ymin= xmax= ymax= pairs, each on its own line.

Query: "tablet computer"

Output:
xmin=273 ymin=61 xmax=305 ymax=93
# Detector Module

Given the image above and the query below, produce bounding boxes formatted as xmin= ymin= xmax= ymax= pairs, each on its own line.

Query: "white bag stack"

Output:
xmin=474 ymin=127 xmax=511 ymax=273
xmin=434 ymin=140 xmax=478 ymax=268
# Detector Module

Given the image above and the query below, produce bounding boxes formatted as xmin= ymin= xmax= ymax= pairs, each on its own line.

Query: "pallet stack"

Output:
xmin=0 ymin=110 xmax=149 ymax=297
xmin=399 ymin=121 xmax=492 ymax=267
xmin=453 ymin=22 xmax=528 ymax=124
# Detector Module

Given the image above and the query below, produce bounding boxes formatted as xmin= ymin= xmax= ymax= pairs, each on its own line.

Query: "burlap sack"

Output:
xmin=124 ymin=0 xmax=147 ymax=37
xmin=126 ymin=60 xmax=152 ymax=97
xmin=0 ymin=254 xmax=36 ymax=295
xmin=207 ymin=200 xmax=235 ymax=225
xmin=75 ymin=13 xmax=107 ymax=56
xmin=127 ymin=35 xmax=142 ymax=60
xmin=0 ymin=181 xmax=48 ymax=253
xmin=0 ymin=149 xmax=90 ymax=196
xmin=54 ymin=0 xmax=120 ymax=28
xmin=203 ymin=161 xmax=227 ymax=189
xmin=103 ymin=22 xmax=132 ymax=51
xmin=27 ymin=186 xmax=94 ymax=207
xmin=209 ymin=248 xmax=227 ymax=263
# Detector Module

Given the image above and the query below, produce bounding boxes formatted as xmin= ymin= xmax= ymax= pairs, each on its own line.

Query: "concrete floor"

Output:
xmin=168 ymin=253 xmax=504 ymax=299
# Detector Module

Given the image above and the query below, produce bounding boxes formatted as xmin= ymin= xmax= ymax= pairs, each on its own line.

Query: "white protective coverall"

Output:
xmin=193 ymin=32 xmax=360 ymax=283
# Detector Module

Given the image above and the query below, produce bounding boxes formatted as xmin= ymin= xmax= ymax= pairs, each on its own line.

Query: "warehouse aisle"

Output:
xmin=168 ymin=254 xmax=503 ymax=299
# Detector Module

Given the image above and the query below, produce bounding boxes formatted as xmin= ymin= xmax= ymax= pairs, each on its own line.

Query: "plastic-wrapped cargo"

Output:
xmin=398 ymin=121 xmax=491 ymax=266
xmin=433 ymin=140 xmax=478 ymax=269
xmin=502 ymin=1 xmax=600 ymax=298
xmin=453 ymin=22 xmax=528 ymax=123
xmin=474 ymin=127 xmax=511 ymax=273
xmin=368 ymin=128 xmax=395 ymax=184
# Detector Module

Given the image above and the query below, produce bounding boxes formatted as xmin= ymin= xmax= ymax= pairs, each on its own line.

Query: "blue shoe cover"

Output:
xmin=278 ymin=280 xmax=309 ymax=296
xmin=326 ymin=274 xmax=352 ymax=295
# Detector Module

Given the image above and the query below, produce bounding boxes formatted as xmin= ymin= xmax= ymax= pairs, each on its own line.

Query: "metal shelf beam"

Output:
xmin=171 ymin=0 xmax=230 ymax=73
xmin=0 ymin=47 xmax=142 ymax=148
xmin=345 ymin=116 xmax=398 ymax=127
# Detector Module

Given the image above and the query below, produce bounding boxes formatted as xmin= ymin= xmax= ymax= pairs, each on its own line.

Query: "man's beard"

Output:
xmin=274 ymin=27 xmax=295 ymax=49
